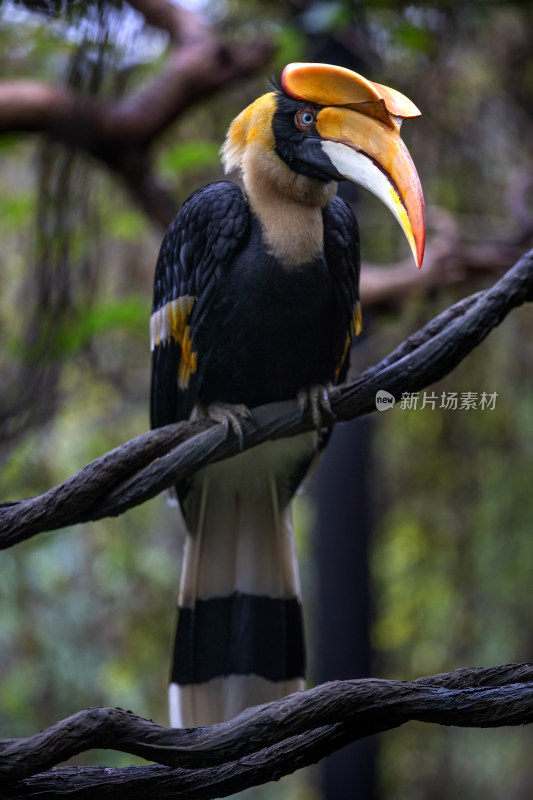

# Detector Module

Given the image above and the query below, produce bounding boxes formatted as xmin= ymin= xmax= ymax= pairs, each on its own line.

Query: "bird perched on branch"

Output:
xmin=150 ymin=62 xmax=425 ymax=728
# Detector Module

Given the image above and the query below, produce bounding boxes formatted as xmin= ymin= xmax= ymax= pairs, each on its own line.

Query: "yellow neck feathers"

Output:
xmin=221 ymin=93 xmax=336 ymax=266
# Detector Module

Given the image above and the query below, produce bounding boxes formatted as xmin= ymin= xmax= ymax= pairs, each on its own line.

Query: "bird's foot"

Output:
xmin=201 ymin=402 xmax=252 ymax=449
xmin=297 ymin=385 xmax=335 ymax=436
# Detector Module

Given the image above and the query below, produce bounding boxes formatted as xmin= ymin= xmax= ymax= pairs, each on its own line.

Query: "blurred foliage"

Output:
xmin=370 ymin=303 xmax=533 ymax=798
xmin=1 ymin=0 xmax=533 ymax=798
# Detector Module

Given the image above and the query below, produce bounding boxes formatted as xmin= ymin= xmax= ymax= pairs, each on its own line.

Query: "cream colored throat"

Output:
xmin=242 ymin=143 xmax=336 ymax=268
xmin=253 ymin=195 xmax=325 ymax=267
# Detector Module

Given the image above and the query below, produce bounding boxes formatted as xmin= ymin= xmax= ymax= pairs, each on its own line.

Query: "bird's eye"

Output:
xmin=295 ymin=107 xmax=316 ymax=131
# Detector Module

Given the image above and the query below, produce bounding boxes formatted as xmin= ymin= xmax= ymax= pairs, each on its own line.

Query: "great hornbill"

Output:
xmin=150 ymin=62 xmax=425 ymax=728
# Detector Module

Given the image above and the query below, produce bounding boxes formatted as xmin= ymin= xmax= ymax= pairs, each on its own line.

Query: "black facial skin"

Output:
xmin=272 ymin=93 xmax=344 ymax=183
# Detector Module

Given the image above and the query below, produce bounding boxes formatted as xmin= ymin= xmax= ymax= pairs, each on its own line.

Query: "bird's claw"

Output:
xmin=297 ymin=385 xmax=335 ymax=435
xmin=204 ymin=402 xmax=252 ymax=449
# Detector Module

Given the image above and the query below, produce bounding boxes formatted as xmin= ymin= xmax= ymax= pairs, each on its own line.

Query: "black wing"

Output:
xmin=150 ymin=182 xmax=250 ymax=428
xmin=322 ymin=195 xmax=361 ymax=384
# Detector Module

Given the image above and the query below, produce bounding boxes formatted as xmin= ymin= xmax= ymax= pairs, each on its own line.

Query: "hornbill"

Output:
xmin=150 ymin=62 xmax=425 ymax=728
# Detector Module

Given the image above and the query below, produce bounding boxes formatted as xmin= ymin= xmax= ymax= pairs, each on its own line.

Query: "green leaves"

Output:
xmin=158 ymin=141 xmax=221 ymax=178
xmin=53 ymin=296 xmax=149 ymax=356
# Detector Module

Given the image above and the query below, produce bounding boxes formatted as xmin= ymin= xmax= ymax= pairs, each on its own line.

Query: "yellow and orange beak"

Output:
xmin=282 ymin=62 xmax=426 ymax=268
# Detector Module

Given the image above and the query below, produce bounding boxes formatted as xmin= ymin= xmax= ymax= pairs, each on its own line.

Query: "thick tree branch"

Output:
xmin=0 ymin=1 xmax=272 ymax=145
xmin=0 ymin=0 xmax=273 ymax=228
xmin=360 ymin=198 xmax=533 ymax=309
xmin=1 ymin=249 xmax=532 ymax=547
xmin=1 ymin=664 xmax=532 ymax=797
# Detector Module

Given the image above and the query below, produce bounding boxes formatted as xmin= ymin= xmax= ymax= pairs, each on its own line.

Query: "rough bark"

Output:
xmin=1 ymin=248 xmax=532 ymax=547
xmin=0 ymin=664 xmax=532 ymax=798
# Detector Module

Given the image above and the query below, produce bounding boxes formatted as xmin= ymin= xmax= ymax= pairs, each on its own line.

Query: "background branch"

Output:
xmin=360 ymin=199 xmax=533 ymax=309
xmin=1 ymin=663 xmax=532 ymax=798
xmin=1 ymin=248 xmax=532 ymax=549
xmin=0 ymin=0 xmax=273 ymax=228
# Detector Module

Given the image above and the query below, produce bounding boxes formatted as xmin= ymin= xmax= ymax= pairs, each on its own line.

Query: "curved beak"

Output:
xmin=317 ymin=106 xmax=425 ymax=268
xmin=282 ymin=63 xmax=426 ymax=268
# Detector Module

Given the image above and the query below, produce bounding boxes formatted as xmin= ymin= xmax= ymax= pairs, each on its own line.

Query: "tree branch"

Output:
xmin=1 ymin=248 xmax=532 ymax=548
xmin=1 ymin=663 xmax=532 ymax=797
xmin=0 ymin=0 xmax=274 ymax=228
xmin=0 ymin=0 xmax=272 ymax=145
